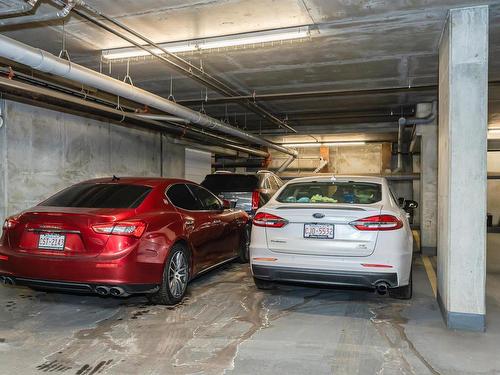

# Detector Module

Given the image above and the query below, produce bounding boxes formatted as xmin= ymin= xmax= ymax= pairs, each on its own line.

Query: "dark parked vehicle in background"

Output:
xmin=201 ymin=170 xmax=284 ymax=217
xmin=0 ymin=177 xmax=249 ymax=305
xmin=201 ymin=170 xmax=283 ymax=262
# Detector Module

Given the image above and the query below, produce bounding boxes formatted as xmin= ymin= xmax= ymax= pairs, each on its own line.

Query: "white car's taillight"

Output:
xmin=253 ymin=212 xmax=288 ymax=228
xmin=350 ymin=215 xmax=403 ymax=231
xmin=92 ymin=221 xmax=147 ymax=238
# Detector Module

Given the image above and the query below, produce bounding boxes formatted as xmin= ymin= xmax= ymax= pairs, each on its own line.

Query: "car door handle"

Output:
xmin=185 ymin=219 xmax=195 ymax=227
xmin=212 ymin=219 xmax=221 ymax=224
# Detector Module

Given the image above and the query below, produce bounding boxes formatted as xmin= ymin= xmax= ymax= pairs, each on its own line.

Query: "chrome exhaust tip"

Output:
xmin=4 ymin=277 xmax=15 ymax=286
xmin=95 ymin=286 xmax=110 ymax=296
xmin=109 ymin=287 xmax=125 ymax=297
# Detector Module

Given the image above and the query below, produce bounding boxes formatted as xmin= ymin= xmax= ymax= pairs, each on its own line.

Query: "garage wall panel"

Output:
xmin=185 ymin=148 xmax=211 ymax=183
xmin=1 ymin=100 xmax=185 ymax=219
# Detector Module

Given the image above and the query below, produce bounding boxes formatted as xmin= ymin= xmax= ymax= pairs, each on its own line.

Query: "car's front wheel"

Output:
xmin=389 ymin=271 xmax=412 ymax=299
xmin=150 ymin=244 xmax=189 ymax=305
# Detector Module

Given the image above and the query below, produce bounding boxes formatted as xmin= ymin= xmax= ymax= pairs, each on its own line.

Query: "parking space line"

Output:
xmin=422 ymin=255 xmax=437 ymax=297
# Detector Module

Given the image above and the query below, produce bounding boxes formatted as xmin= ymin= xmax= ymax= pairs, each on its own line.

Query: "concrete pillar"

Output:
xmin=418 ymin=106 xmax=438 ymax=255
xmin=0 ymin=99 xmax=6 ymax=221
xmin=437 ymin=6 xmax=488 ymax=331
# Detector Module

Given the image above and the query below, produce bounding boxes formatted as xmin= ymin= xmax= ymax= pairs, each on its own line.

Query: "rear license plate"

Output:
xmin=38 ymin=233 xmax=66 ymax=250
xmin=304 ymin=223 xmax=334 ymax=239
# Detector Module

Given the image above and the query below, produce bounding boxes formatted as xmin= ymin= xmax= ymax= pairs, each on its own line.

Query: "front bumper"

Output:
xmin=252 ymin=264 xmax=398 ymax=288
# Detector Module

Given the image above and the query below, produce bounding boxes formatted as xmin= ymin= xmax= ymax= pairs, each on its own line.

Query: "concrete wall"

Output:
xmin=184 ymin=148 xmax=212 ymax=184
xmin=0 ymin=99 xmax=185 ymax=220
xmin=269 ymin=143 xmax=386 ymax=173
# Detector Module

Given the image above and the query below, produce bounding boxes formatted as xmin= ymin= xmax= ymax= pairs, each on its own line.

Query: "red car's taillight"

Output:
xmin=92 ymin=221 xmax=147 ymax=238
xmin=2 ymin=217 xmax=19 ymax=231
xmin=350 ymin=215 xmax=403 ymax=231
xmin=251 ymin=190 xmax=260 ymax=211
xmin=253 ymin=212 xmax=288 ymax=228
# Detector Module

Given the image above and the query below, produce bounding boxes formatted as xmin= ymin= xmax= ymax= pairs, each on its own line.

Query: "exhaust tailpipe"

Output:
xmin=0 ymin=276 xmax=5 ymax=284
xmin=95 ymin=286 xmax=110 ymax=296
xmin=109 ymin=287 xmax=125 ymax=297
xmin=375 ymin=282 xmax=389 ymax=295
xmin=4 ymin=277 xmax=15 ymax=286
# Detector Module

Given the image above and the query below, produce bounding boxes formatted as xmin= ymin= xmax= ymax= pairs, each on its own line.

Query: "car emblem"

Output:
xmin=313 ymin=213 xmax=325 ymax=219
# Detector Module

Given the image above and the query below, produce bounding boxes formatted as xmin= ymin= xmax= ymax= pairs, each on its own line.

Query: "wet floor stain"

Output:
xmin=0 ymin=263 xmax=447 ymax=375
xmin=36 ymin=359 xmax=72 ymax=372
xmin=75 ymin=360 xmax=113 ymax=375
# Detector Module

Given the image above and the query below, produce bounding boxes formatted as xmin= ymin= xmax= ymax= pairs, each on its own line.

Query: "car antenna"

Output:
xmin=112 ymin=175 xmax=120 ymax=181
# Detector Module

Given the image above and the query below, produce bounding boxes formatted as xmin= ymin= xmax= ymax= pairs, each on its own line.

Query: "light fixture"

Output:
xmin=284 ymin=141 xmax=366 ymax=148
xmin=102 ymin=26 xmax=311 ymax=60
xmin=488 ymin=128 xmax=500 ymax=138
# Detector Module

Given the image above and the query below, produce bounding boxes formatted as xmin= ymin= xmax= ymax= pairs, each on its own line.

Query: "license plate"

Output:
xmin=304 ymin=223 xmax=334 ymax=239
xmin=38 ymin=233 xmax=66 ymax=250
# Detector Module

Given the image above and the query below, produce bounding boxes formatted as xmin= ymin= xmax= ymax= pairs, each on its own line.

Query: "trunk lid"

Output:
xmin=263 ymin=203 xmax=382 ymax=257
xmin=8 ymin=206 xmax=136 ymax=258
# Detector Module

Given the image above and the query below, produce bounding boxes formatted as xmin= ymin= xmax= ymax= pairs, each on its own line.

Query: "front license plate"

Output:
xmin=38 ymin=233 xmax=66 ymax=250
xmin=304 ymin=223 xmax=334 ymax=239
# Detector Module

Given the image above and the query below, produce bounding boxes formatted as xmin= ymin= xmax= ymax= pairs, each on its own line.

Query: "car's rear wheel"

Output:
xmin=253 ymin=277 xmax=275 ymax=290
xmin=238 ymin=225 xmax=251 ymax=263
xmin=389 ymin=271 xmax=412 ymax=299
xmin=149 ymin=244 xmax=189 ymax=305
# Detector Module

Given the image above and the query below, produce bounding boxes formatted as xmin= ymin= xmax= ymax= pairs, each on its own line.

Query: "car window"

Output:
xmin=201 ymin=174 xmax=259 ymax=193
xmin=262 ymin=177 xmax=271 ymax=190
xmin=276 ymin=181 xmax=382 ymax=204
xmin=40 ymin=183 xmax=152 ymax=209
xmin=166 ymin=184 xmax=200 ymax=210
xmin=274 ymin=175 xmax=284 ymax=187
xmin=268 ymin=176 xmax=279 ymax=190
xmin=188 ymin=184 xmax=222 ymax=211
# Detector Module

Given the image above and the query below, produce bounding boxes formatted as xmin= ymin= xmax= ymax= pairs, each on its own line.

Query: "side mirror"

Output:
xmin=405 ymin=200 xmax=418 ymax=210
xmin=222 ymin=199 xmax=231 ymax=210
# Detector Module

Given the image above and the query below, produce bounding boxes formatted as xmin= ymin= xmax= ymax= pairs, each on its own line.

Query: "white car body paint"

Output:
xmin=250 ymin=176 xmax=413 ymax=289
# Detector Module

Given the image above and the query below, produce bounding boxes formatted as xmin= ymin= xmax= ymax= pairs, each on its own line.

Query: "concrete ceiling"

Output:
xmin=2 ymin=0 xmax=500 ymax=135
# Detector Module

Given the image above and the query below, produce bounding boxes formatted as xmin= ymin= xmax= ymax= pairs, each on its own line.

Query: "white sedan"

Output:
xmin=250 ymin=176 xmax=415 ymax=299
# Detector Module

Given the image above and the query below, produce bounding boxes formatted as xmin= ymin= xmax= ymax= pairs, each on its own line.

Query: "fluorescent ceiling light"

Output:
xmin=488 ymin=129 xmax=500 ymax=139
xmin=284 ymin=142 xmax=366 ymax=148
xmin=102 ymin=26 xmax=311 ymax=60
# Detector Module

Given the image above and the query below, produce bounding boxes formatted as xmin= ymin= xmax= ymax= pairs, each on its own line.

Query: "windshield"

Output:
xmin=276 ymin=181 xmax=382 ymax=204
xmin=40 ymin=183 xmax=152 ymax=208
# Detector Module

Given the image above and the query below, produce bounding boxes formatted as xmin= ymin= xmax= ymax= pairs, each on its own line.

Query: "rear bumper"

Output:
xmin=0 ymin=275 xmax=158 ymax=295
xmin=0 ymin=244 xmax=165 ymax=287
xmin=252 ymin=264 xmax=398 ymax=288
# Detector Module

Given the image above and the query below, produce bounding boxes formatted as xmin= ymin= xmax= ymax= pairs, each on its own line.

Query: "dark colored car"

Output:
xmin=201 ymin=170 xmax=284 ymax=217
xmin=0 ymin=177 xmax=249 ymax=305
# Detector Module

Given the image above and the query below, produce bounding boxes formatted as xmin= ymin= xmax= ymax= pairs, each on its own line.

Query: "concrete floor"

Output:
xmin=0 ymin=245 xmax=499 ymax=375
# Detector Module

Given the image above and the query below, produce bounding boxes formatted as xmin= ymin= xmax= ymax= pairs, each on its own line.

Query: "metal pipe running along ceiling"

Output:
xmin=0 ymin=76 xmax=269 ymax=158
xmin=0 ymin=34 xmax=296 ymax=157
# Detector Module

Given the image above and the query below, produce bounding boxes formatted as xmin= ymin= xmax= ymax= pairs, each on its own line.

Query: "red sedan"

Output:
xmin=0 ymin=177 xmax=249 ymax=305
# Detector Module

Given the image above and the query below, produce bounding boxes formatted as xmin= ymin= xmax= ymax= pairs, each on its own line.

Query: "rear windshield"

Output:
xmin=276 ymin=181 xmax=382 ymax=204
xmin=40 ymin=183 xmax=152 ymax=208
xmin=201 ymin=174 xmax=259 ymax=193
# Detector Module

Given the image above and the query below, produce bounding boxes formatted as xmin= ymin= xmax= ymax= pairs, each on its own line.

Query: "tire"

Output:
xmin=238 ymin=225 xmax=251 ymax=263
xmin=149 ymin=244 xmax=189 ymax=305
xmin=389 ymin=270 xmax=412 ymax=300
xmin=253 ymin=277 xmax=275 ymax=290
